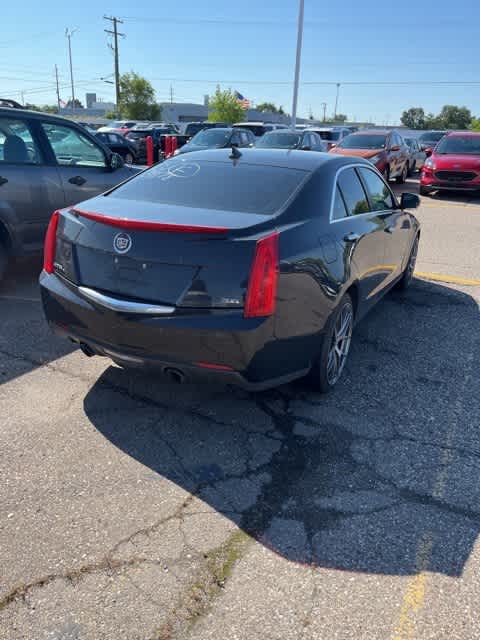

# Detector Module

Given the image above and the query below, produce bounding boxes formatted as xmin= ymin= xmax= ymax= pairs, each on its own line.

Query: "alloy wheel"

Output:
xmin=125 ymin=153 xmax=134 ymax=164
xmin=326 ymin=303 xmax=353 ymax=386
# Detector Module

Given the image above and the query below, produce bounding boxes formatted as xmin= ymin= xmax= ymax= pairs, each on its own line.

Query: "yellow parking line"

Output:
xmin=414 ymin=271 xmax=480 ymax=286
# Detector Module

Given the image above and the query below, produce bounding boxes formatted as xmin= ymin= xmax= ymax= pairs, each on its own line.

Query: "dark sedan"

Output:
xmin=126 ymin=126 xmax=178 ymax=162
xmin=176 ymin=127 xmax=255 ymax=155
xmin=256 ymin=130 xmax=327 ymax=152
xmin=40 ymin=150 xmax=420 ymax=392
xmin=95 ymin=131 xmax=137 ymax=164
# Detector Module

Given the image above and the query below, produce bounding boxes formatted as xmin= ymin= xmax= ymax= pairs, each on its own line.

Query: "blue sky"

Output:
xmin=2 ymin=0 xmax=479 ymax=123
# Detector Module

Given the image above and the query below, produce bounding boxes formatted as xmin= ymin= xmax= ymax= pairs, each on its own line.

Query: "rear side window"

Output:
xmin=337 ymin=168 xmax=369 ymax=216
xmin=111 ymin=159 xmax=308 ymax=215
xmin=332 ymin=185 xmax=348 ymax=220
xmin=0 ymin=117 xmax=42 ymax=164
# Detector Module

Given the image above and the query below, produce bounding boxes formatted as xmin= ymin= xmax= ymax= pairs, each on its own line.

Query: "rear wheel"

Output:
xmin=309 ymin=294 xmax=354 ymax=393
xmin=396 ymin=235 xmax=419 ymax=291
xmin=396 ymin=163 xmax=408 ymax=184
xmin=123 ymin=152 xmax=135 ymax=165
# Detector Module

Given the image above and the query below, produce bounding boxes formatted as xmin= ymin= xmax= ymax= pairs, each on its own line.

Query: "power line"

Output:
xmin=104 ymin=16 xmax=125 ymax=114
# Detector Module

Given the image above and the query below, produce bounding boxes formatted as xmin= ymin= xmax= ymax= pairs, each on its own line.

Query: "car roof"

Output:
xmin=0 ymin=105 xmax=94 ymax=127
xmin=444 ymin=130 xmax=480 ymax=137
xmin=173 ymin=147 xmax=369 ymax=171
xmin=349 ymin=129 xmax=392 ymax=136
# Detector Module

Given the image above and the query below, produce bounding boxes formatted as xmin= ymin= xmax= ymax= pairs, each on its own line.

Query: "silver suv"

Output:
xmin=0 ymin=103 xmax=140 ymax=280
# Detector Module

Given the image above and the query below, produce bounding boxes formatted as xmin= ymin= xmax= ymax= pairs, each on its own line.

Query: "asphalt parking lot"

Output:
xmin=1 ymin=178 xmax=479 ymax=640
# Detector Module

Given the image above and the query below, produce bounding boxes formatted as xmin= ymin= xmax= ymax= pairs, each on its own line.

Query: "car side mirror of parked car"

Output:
xmin=424 ymin=147 xmax=433 ymax=157
xmin=400 ymin=192 xmax=420 ymax=210
xmin=109 ymin=152 xmax=125 ymax=171
xmin=390 ymin=144 xmax=400 ymax=151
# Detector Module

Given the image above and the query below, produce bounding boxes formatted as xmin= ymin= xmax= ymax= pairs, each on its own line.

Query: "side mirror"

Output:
xmin=390 ymin=144 xmax=400 ymax=151
xmin=109 ymin=152 xmax=124 ymax=171
xmin=424 ymin=147 xmax=433 ymax=157
xmin=400 ymin=192 xmax=420 ymax=210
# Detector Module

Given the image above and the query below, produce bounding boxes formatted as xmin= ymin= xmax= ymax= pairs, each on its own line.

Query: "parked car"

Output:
xmin=182 ymin=122 xmax=228 ymax=138
xmin=307 ymin=126 xmax=351 ymax=150
xmin=176 ymin=127 xmax=255 ymax=155
xmin=0 ymin=104 xmax=140 ymax=280
xmin=232 ymin=122 xmax=288 ymax=138
xmin=417 ymin=130 xmax=447 ymax=153
xmin=95 ymin=131 xmax=138 ymax=164
xmin=126 ymin=125 xmax=178 ymax=163
xmin=98 ymin=121 xmax=138 ymax=135
xmin=256 ymin=130 xmax=327 ymax=152
xmin=404 ymin=137 xmax=426 ymax=174
xmin=330 ymin=129 xmax=410 ymax=183
xmin=420 ymin=131 xmax=480 ymax=196
xmin=40 ymin=149 xmax=420 ymax=392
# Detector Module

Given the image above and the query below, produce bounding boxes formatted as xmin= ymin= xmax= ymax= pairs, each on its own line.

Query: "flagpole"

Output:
xmin=291 ymin=0 xmax=304 ymax=127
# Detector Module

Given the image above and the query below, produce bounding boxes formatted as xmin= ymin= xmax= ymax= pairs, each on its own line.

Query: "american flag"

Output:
xmin=234 ymin=91 xmax=251 ymax=109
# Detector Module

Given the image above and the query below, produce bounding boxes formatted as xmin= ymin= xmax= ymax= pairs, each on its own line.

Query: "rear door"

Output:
xmin=40 ymin=121 xmax=133 ymax=206
xmin=0 ymin=114 xmax=64 ymax=249
xmin=331 ymin=166 xmax=390 ymax=303
xmin=358 ymin=166 xmax=411 ymax=285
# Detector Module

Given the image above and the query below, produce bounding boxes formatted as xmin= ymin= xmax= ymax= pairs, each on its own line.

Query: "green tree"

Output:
xmin=66 ymin=98 xmax=84 ymax=109
xmin=436 ymin=105 xmax=472 ymax=130
xmin=401 ymin=107 xmax=426 ymax=129
xmin=334 ymin=113 xmax=348 ymax=123
xmin=104 ymin=110 xmax=117 ymax=120
xmin=256 ymin=102 xmax=280 ymax=113
xmin=118 ymin=72 xmax=160 ymax=120
xmin=208 ymin=88 xmax=245 ymax=124
xmin=41 ymin=105 xmax=58 ymax=114
xmin=471 ymin=117 xmax=480 ymax=131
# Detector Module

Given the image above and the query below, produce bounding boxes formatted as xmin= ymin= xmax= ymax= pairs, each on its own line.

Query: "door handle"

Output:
xmin=68 ymin=176 xmax=86 ymax=186
xmin=0 ymin=176 xmax=8 ymax=186
xmin=344 ymin=232 xmax=360 ymax=242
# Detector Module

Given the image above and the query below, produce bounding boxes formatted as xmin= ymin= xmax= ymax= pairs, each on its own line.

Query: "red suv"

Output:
xmin=329 ymin=129 xmax=410 ymax=183
xmin=420 ymin=131 xmax=480 ymax=195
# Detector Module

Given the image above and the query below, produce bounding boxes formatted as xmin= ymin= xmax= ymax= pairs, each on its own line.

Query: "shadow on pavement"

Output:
xmin=83 ymin=278 xmax=480 ymax=577
xmin=0 ymin=258 xmax=75 ymax=386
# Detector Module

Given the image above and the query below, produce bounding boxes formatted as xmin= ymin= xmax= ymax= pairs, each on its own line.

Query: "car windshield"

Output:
xmin=236 ymin=124 xmax=266 ymax=137
xmin=256 ymin=132 xmax=301 ymax=148
xmin=330 ymin=131 xmax=342 ymax=141
xmin=190 ymin=129 xmax=231 ymax=146
xmin=435 ymin=136 xmax=480 ymax=155
xmin=315 ymin=131 xmax=334 ymax=141
xmin=338 ymin=134 xmax=387 ymax=149
xmin=110 ymin=159 xmax=308 ymax=215
xmin=419 ymin=131 xmax=445 ymax=145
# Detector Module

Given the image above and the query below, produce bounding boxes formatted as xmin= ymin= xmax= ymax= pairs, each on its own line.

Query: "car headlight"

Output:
xmin=424 ymin=158 xmax=435 ymax=170
xmin=369 ymin=154 xmax=382 ymax=165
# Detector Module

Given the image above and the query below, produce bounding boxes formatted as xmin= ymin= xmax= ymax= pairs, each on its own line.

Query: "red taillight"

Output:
xmin=73 ymin=209 xmax=228 ymax=234
xmin=195 ymin=362 xmax=235 ymax=372
xmin=244 ymin=231 xmax=279 ymax=318
xmin=43 ymin=210 xmax=60 ymax=274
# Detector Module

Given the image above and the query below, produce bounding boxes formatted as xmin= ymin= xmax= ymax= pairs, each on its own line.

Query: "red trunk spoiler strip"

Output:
xmin=73 ymin=208 xmax=228 ymax=234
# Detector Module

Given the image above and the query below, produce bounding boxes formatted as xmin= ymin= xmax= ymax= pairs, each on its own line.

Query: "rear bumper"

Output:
xmin=39 ymin=272 xmax=315 ymax=390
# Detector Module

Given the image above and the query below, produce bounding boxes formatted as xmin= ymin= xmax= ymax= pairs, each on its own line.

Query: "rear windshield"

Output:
xmin=338 ymin=134 xmax=387 ymax=149
xmin=435 ymin=136 xmax=480 ymax=155
xmin=235 ymin=124 xmax=266 ymax=137
xmin=110 ymin=159 xmax=308 ymax=214
xmin=190 ymin=129 xmax=231 ymax=146
xmin=185 ymin=123 xmax=210 ymax=136
xmin=418 ymin=131 xmax=445 ymax=144
xmin=256 ymin=132 xmax=301 ymax=148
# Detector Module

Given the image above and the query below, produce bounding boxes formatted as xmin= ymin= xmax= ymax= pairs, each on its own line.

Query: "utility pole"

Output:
xmin=104 ymin=16 xmax=125 ymax=115
xmin=170 ymin=84 xmax=174 ymax=104
xmin=65 ymin=28 xmax=77 ymax=113
xmin=334 ymin=83 xmax=340 ymax=121
xmin=291 ymin=0 xmax=305 ymax=127
xmin=321 ymin=102 xmax=327 ymax=122
xmin=54 ymin=65 xmax=61 ymax=112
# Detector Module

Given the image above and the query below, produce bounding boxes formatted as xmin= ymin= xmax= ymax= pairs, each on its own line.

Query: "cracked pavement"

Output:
xmin=1 ymin=193 xmax=480 ymax=640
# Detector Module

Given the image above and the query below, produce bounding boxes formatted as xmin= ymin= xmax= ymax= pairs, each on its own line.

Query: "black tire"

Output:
xmin=419 ymin=185 xmax=431 ymax=196
xmin=383 ymin=166 xmax=390 ymax=182
xmin=123 ymin=152 xmax=135 ymax=165
xmin=396 ymin=163 xmax=408 ymax=184
xmin=309 ymin=294 xmax=354 ymax=393
xmin=0 ymin=242 xmax=8 ymax=283
xmin=396 ymin=234 xmax=419 ymax=291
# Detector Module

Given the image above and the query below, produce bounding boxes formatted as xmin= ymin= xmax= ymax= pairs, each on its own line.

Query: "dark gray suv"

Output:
xmin=0 ymin=104 xmax=140 ymax=280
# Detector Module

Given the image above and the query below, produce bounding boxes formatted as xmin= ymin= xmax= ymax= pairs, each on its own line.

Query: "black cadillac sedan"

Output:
xmin=40 ymin=149 xmax=420 ymax=392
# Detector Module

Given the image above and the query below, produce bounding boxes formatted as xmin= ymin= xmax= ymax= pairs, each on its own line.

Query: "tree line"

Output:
xmin=401 ymin=105 xmax=480 ymax=131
